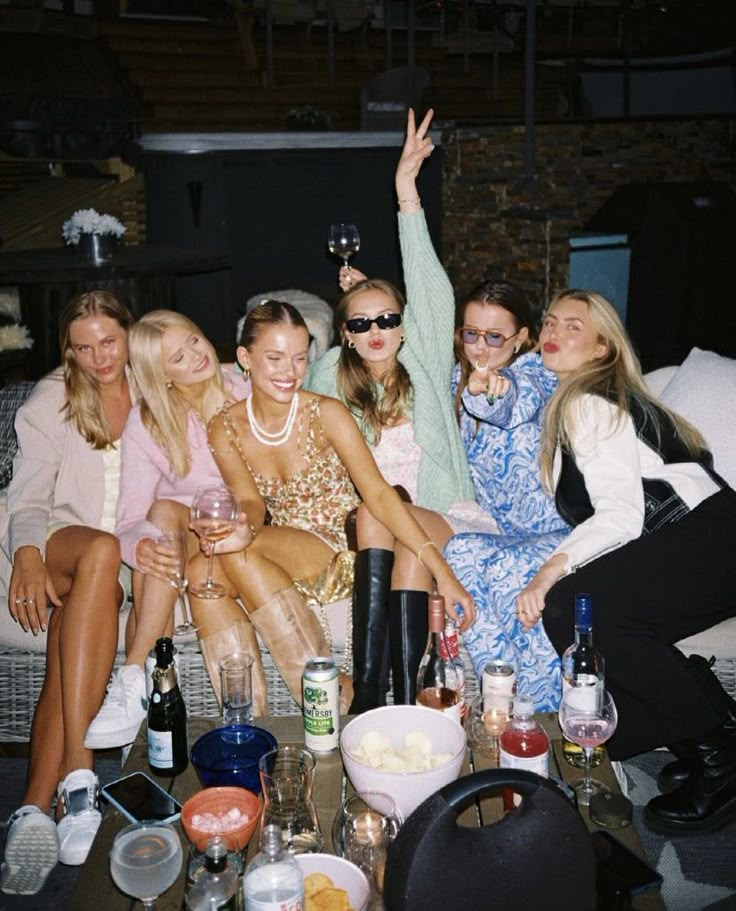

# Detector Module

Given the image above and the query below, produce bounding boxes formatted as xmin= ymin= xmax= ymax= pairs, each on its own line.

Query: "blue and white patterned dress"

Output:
xmin=446 ymin=352 xmax=570 ymax=711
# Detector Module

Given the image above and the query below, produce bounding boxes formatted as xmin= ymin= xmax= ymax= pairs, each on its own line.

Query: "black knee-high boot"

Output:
xmin=349 ymin=549 xmax=394 ymax=714
xmin=388 ymin=590 xmax=429 ymax=705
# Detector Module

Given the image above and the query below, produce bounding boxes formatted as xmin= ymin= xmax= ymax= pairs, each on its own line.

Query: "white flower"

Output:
xmin=62 ymin=208 xmax=126 ymax=245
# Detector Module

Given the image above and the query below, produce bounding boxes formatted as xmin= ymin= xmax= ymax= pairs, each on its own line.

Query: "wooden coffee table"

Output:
xmin=69 ymin=713 xmax=664 ymax=909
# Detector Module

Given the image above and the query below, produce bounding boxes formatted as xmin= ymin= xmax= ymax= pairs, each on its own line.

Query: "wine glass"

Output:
xmin=110 ymin=821 xmax=182 ymax=909
xmin=157 ymin=530 xmax=198 ymax=639
xmin=327 ymin=223 xmax=360 ymax=268
xmin=332 ymin=791 xmax=402 ymax=899
xmin=189 ymin=485 xmax=239 ymax=600
xmin=558 ymin=688 xmax=618 ymax=806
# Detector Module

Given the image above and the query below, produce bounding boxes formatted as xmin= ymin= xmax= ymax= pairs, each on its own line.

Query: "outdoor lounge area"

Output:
xmin=1 ymin=2 xmax=736 ymax=909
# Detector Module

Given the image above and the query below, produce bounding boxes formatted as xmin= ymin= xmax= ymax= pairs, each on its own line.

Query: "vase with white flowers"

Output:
xmin=62 ymin=208 xmax=126 ymax=264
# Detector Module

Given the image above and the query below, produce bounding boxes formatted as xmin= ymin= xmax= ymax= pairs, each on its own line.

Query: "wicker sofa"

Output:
xmin=1 ymin=347 xmax=734 ymax=740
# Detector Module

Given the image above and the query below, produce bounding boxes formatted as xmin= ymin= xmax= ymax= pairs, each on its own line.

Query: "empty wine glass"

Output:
xmin=558 ymin=688 xmax=618 ymax=806
xmin=189 ymin=485 xmax=238 ymax=600
xmin=327 ymin=223 xmax=360 ymax=268
xmin=332 ymin=791 xmax=402 ymax=898
xmin=156 ymin=530 xmax=198 ymax=639
xmin=110 ymin=821 xmax=182 ymax=910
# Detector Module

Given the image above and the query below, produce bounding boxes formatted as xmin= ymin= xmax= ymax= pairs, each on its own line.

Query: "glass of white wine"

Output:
xmin=110 ymin=821 xmax=182 ymax=910
xmin=189 ymin=485 xmax=238 ymax=600
xmin=327 ymin=222 xmax=360 ymax=268
xmin=156 ymin=530 xmax=198 ymax=638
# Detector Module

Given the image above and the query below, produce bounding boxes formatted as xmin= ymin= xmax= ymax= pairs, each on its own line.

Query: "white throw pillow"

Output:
xmin=658 ymin=347 xmax=736 ymax=488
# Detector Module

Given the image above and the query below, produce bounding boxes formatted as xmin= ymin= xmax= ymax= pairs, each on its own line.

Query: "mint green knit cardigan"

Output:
xmin=305 ymin=210 xmax=475 ymax=512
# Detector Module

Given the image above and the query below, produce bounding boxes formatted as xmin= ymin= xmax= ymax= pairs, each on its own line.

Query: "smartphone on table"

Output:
xmin=592 ymin=829 xmax=663 ymax=903
xmin=101 ymin=771 xmax=183 ymax=824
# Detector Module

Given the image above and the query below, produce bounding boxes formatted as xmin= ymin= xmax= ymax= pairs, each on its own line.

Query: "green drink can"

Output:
xmin=302 ymin=657 xmax=340 ymax=753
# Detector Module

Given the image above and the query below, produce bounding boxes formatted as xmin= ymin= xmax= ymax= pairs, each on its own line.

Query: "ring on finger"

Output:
xmin=14 ymin=597 xmax=22 ymax=605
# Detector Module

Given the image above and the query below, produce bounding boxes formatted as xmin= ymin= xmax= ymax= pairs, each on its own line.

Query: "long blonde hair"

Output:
xmin=335 ymin=279 xmax=412 ymax=444
xmin=60 ymin=290 xmax=133 ymax=449
xmin=540 ymin=289 xmax=706 ymax=488
xmin=129 ymin=310 xmax=229 ymax=478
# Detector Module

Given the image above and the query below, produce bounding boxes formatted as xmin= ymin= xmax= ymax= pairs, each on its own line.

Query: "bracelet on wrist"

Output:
xmin=398 ymin=195 xmax=421 ymax=205
xmin=416 ymin=539 xmax=439 ymax=568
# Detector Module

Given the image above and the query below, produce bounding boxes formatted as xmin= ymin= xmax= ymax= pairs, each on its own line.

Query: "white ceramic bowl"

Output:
xmin=340 ymin=705 xmax=467 ymax=820
xmin=295 ymin=853 xmax=370 ymax=911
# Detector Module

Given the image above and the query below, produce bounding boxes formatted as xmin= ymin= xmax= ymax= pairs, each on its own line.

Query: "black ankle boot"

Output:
xmin=645 ymin=724 xmax=736 ymax=834
xmin=657 ymin=654 xmax=736 ymax=792
xmin=388 ymin=590 xmax=429 ymax=705
xmin=658 ymin=740 xmax=698 ymax=793
xmin=349 ymin=549 xmax=394 ymax=714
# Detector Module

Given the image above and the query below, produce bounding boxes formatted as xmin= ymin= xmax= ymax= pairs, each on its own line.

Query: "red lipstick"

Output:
xmin=542 ymin=342 xmax=559 ymax=353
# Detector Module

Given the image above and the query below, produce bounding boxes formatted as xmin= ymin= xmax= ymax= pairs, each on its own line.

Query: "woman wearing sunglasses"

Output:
xmin=308 ymin=109 xmax=569 ymax=712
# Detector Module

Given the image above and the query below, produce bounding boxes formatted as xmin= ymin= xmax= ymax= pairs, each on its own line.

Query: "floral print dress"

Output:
xmin=446 ymin=352 xmax=570 ymax=712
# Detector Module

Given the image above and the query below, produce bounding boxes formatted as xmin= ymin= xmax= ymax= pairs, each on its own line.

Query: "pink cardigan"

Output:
xmin=116 ymin=368 xmax=249 ymax=569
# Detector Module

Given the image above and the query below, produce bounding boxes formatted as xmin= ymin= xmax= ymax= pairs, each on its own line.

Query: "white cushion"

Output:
xmin=657 ymin=347 xmax=736 ymax=489
xmin=676 ymin=617 xmax=736 ymax=660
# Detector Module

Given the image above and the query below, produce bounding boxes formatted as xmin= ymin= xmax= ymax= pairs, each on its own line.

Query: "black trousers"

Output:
xmin=544 ymin=488 xmax=736 ymax=761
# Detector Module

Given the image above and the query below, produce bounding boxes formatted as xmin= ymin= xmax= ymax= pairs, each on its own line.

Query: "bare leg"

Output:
xmin=123 ymin=499 xmax=200 ymax=668
xmin=23 ymin=527 xmax=121 ymax=812
xmin=218 ymin=525 xmax=335 ymax=609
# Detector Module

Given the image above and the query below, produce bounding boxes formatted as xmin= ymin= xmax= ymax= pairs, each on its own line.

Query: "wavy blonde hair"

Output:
xmin=60 ymin=290 xmax=133 ymax=449
xmin=334 ymin=279 xmax=412 ymax=444
xmin=540 ymin=289 xmax=706 ymax=488
xmin=129 ymin=310 xmax=230 ymax=478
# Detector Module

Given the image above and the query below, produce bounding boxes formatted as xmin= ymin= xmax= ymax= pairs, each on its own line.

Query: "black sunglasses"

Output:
xmin=345 ymin=313 xmax=403 ymax=334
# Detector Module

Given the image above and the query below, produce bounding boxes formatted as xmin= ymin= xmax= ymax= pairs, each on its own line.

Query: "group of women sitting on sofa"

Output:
xmin=2 ymin=109 xmax=736 ymax=895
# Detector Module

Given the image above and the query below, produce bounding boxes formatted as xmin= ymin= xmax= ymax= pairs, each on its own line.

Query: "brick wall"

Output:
xmin=441 ymin=118 xmax=736 ymax=316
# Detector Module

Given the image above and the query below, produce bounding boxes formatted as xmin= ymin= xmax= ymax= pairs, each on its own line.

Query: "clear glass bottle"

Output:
xmin=561 ymin=593 xmax=605 ymax=769
xmin=439 ymin=615 xmax=466 ymax=719
xmin=185 ymin=836 xmax=241 ymax=910
xmin=147 ymin=636 xmax=188 ymax=776
xmin=415 ymin=591 xmax=462 ymax=724
xmin=243 ymin=824 xmax=304 ymax=911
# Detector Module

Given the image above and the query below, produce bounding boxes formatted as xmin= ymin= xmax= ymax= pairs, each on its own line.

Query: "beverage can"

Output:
xmin=302 ymin=657 xmax=340 ymax=753
xmin=482 ymin=660 xmax=516 ymax=697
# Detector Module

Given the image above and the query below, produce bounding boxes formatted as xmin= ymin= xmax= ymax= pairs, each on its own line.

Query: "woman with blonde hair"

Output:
xmin=518 ymin=289 xmax=736 ymax=833
xmin=207 ymin=299 xmax=475 ymax=712
xmin=0 ymin=290 xmax=132 ymax=893
xmin=84 ymin=309 xmax=258 ymax=750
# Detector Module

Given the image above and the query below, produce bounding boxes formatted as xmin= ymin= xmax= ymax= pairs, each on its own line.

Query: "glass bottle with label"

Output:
xmin=185 ymin=836 xmax=241 ymax=910
xmin=561 ymin=593 xmax=605 ymax=769
xmin=439 ymin=616 xmax=466 ymax=719
xmin=147 ymin=636 xmax=188 ymax=776
xmin=415 ymin=591 xmax=462 ymax=724
xmin=243 ymin=824 xmax=304 ymax=911
xmin=500 ymin=696 xmax=549 ymax=777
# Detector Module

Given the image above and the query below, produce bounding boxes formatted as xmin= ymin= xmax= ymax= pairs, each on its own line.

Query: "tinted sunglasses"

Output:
xmin=345 ymin=312 xmax=403 ymax=334
xmin=460 ymin=327 xmax=519 ymax=348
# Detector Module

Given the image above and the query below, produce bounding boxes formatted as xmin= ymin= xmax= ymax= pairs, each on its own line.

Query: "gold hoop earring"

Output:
xmin=348 ymin=339 xmax=355 ymax=349
xmin=513 ymin=343 xmax=521 ymax=354
xmin=165 ymin=380 xmax=173 ymax=389
xmin=243 ymin=366 xmax=250 ymax=379
xmin=400 ymin=334 xmax=406 ymax=343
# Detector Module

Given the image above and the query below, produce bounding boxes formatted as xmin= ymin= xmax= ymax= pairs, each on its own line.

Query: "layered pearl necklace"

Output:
xmin=246 ymin=393 xmax=298 ymax=447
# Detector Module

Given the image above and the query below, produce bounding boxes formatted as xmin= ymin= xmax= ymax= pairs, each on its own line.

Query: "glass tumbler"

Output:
xmin=219 ymin=652 xmax=254 ymax=727
xmin=258 ymin=746 xmax=323 ymax=854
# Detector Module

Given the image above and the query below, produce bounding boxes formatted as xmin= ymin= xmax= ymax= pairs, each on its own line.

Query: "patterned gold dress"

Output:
xmin=215 ymin=397 xmax=358 ymax=655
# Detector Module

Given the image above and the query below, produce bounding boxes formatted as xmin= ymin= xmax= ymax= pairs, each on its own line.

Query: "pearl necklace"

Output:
xmin=246 ymin=393 xmax=298 ymax=447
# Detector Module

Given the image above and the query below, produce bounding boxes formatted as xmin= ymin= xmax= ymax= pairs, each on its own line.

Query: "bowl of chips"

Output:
xmin=340 ymin=705 xmax=467 ymax=820
xmin=296 ymin=853 xmax=370 ymax=911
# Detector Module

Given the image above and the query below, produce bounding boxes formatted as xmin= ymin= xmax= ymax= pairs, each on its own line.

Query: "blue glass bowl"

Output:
xmin=190 ymin=725 xmax=277 ymax=793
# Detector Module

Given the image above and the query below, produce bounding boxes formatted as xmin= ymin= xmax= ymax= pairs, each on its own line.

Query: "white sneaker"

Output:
xmin=56 ymin=769 xmax=102 ymax=866
xmin=0 ymin=805 xmax=59 ymax=895
xmin=84 ymin=664 xmax=147 ymax=750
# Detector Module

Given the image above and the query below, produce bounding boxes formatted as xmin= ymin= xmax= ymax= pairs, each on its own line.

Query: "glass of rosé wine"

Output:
xmin=558 ymin=688 xmax=618 ymax=806
xmin=189 ymin=485 xmax=239 ymax=599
